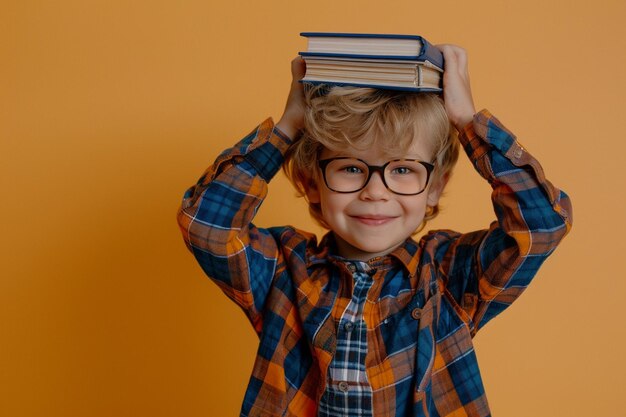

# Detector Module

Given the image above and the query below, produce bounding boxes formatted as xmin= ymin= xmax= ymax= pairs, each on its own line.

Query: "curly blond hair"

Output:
xmin=283 ymin=84 xmax=459 ymax=231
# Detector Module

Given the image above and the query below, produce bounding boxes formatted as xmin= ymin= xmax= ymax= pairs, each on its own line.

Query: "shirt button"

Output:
xmin=343 ymin=321 xmax=354 ymax=332
xmin=411 ymin=308 xmax=422 ymax=320
xmin=338 ymin=381 xmax=350 ymax=392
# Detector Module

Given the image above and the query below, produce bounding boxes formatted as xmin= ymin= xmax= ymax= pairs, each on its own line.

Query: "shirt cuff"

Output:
xmin=243 ymin=118 xmax=294 ymax=182
xmin=459 ymin=109 xmax=529 ymax=168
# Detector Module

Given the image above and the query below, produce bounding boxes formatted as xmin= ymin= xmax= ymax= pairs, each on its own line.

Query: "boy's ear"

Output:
xmin=304 ymin=178 xmax=321 ymax=204
xmin=426 ymin=173 xmax=450 ymax=207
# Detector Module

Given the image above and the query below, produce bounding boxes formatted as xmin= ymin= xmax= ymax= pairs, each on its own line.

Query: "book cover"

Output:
xmin=300 ymin=32 xmax=443 ymax=69
xmin=299 ymin=32 xmax=443 ymax=92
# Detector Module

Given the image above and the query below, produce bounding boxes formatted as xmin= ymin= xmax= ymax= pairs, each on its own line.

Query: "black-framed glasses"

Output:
xmin=318 ymin=157 xmax=435 ymax=196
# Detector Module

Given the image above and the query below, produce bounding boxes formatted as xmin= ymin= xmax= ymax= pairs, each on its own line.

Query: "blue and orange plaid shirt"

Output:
xmin=177 ymin=110 xmax=572 ymax=417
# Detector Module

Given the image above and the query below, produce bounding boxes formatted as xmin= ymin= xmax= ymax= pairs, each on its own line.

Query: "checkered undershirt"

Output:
xmin=318 ymin=261 xmax=375 ymax=417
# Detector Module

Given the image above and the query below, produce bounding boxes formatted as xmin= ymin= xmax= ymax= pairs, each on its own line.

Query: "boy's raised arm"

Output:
xmin=434 ymin=45 xmax=573 ymax=334
xmin=176 ymin=59 xmax=306 ymax=332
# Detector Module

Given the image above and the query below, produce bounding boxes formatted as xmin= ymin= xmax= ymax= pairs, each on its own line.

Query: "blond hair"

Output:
xmin=283 ymin=84 xmax=459 ymax=231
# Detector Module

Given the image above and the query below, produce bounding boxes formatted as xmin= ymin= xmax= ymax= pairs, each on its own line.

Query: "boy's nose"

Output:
xmin=360 ymin=172 xmax=390 ymax=200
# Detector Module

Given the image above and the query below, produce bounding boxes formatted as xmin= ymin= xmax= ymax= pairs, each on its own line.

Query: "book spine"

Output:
xmin=417 ymin=38 xmax=444 ymax=70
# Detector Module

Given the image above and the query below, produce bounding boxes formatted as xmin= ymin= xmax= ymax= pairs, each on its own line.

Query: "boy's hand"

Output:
xmin=436 ymin=44 xmax=476 ymax=132
xmin=276 ymin=57 xmax=306 ymax=140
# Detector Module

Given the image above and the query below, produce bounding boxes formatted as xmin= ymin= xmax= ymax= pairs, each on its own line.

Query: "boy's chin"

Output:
xmin=334 ymin=234 xmax=405 ymax=262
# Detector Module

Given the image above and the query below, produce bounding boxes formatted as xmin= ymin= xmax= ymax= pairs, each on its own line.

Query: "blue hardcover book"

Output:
xmin=299 ymin=32 xmax=443 ymax=92
xmin=300 ymin=32 xmax=443 ymax=69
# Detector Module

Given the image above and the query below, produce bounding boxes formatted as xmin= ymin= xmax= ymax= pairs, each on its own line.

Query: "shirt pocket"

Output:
xmin=366 ymin=289 xmax=441 ymax=416
xmin=366 ymin=289 xmax=434 ymax=388
xmin=428 ymin=298 xmax=487 ymax=414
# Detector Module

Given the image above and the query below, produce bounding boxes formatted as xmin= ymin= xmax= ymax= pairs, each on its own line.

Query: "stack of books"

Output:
xmin=299 ymin=32 xmax=443 ymax=92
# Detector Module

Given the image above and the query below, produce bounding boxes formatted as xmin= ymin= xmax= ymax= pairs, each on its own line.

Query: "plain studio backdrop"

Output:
xmin=2 ymin=0 xmax=625 ymax=416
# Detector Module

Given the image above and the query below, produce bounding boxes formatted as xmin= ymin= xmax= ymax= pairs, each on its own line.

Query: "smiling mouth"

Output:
xmin=351 ymin=215 xmax=398 ymax=226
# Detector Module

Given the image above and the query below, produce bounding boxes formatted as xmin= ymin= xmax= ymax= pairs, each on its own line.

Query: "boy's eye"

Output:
xmin=391 ymin=166 xmax=413 ymax=175
xmin=343 ymin=165 xmax=364 ymax=174
xmin=332 ymin=163 xmax=365 ymax=175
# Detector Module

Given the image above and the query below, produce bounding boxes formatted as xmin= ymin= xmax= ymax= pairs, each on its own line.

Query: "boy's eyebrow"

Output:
xmin=326 ymin=148 xmax=431 ymax=160
xmin=321 ymin=145 xmax=433 ymax=162
xmin=324 ymin=154 xmax=433 ymax=163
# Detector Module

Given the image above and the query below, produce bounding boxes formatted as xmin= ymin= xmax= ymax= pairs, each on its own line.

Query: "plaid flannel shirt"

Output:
xmin=177 ymin=110 xmax=572 ymax=417
xmin=317 ymin=260 xmax=375 ymax=416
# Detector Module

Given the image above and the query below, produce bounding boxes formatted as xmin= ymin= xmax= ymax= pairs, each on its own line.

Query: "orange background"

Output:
xmin=2 ymin=1 xmax=625 ymax=416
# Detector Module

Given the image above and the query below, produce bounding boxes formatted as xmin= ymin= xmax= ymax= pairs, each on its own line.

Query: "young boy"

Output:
xmin=177 ymin=45 xmax=572 ymax=417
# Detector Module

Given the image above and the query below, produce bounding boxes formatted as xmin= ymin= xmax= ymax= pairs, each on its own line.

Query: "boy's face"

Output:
xmin=306 ymin=135 xmax=445 ymax=261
